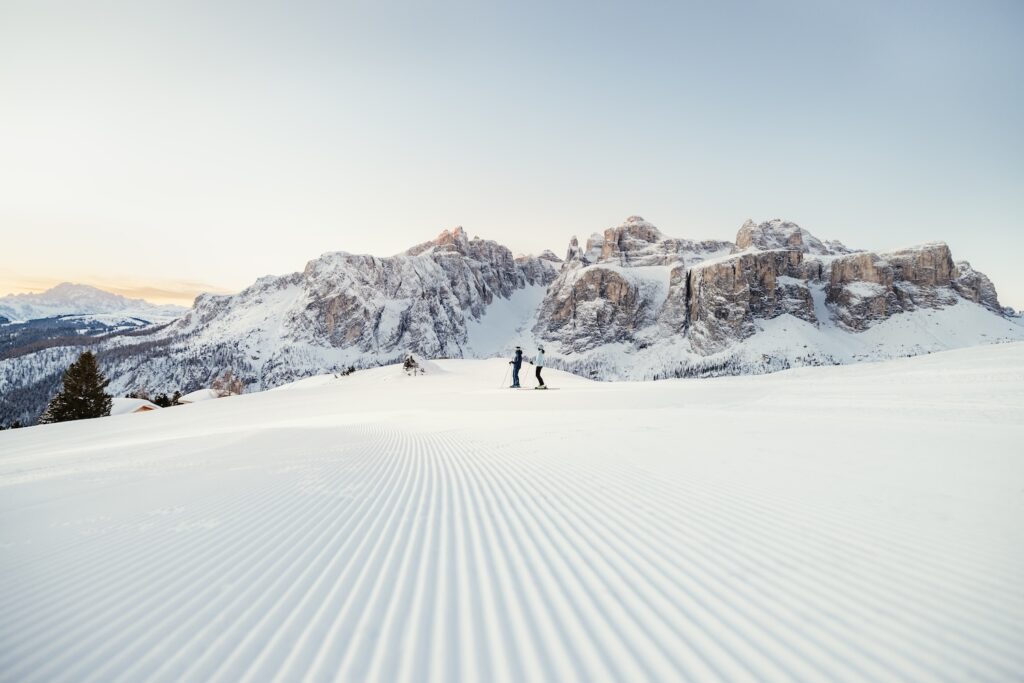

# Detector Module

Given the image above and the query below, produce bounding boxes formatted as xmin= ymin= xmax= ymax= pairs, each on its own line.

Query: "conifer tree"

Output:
xmin=39 ymin=351 xmax=112 ymax=423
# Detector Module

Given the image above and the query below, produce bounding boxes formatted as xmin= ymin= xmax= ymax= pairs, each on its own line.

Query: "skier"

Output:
xmin=508 ymin=346 xmax=524 ymax=388
xmin=534 ymin=345 xmax=547 ymax=389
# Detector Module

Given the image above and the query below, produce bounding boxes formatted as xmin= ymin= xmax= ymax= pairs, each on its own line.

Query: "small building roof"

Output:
xmin=177 ymin=388 xmax=222 ymax=404
xmin=110 ymin=397 xmax=161 ymax=416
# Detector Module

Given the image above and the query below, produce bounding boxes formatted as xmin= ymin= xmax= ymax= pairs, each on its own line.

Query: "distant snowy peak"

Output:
xmin=0 ymin=283 xmax=187 ymax=323
xmin=735 ymin=218 xmax=855 ymax=256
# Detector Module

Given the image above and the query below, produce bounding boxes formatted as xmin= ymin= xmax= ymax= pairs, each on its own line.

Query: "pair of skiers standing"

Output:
xmin=509 ymin=345 xmax=546 ymax=389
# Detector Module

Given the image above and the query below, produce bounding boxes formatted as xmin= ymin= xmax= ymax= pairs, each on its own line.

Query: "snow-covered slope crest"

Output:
xmin=2 ymin=345 xmax=1022 ymax=680
xmin=0 ymin=283 xmax=186 ymax=323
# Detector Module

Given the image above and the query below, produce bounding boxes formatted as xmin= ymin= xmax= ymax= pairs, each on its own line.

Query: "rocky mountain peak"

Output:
xmin=559 ymin=218 xmax=732 ymax=269
xmin=515 ymin=250 xmax=562 ymax=264
xmin=536 ymin=249 xmax=562 ymax=263
xmin=436 ymin=225 xmax=468 ymax=247
xmin=565 ymin=236 xmax=582 ymax=262
xmin=599 ymin=216 xmax=665 ymax=260
xmin=735 ymin=218 xmax=852 ymax=256
xmin=564 ymin=234 xmax=605 ymax=266
xmin=405 ymin=225 xmax=472 ymax=256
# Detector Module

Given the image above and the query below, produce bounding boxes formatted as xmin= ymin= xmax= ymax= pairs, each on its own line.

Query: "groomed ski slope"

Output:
xmin=2 ymin=344 xmax=1023 ymax=682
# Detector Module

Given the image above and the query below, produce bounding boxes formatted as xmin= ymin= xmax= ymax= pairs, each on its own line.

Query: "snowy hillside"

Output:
xmin=1 ymin=344 xmax=1022 ymax=681
xmin=0 ymin=283 xmax=186 ymax=323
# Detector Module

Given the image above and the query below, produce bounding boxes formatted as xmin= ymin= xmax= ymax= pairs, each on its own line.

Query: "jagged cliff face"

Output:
xmin=534 ymin=217 xmax=733 ymax=351
xmin=176 ymin=227 xmax=560 ymax=363
xmin=823 ymin=243 xmax=997 ymax=330
xmin=685 ymin=249 xmax=816 ymax=354
xmin=953 ymin=261 xmax=1002 ymax=313
xmin=533 ymin=216 xmax=1017 ymax=367
xmin=536 ymin=216 xmax=828 ymax=355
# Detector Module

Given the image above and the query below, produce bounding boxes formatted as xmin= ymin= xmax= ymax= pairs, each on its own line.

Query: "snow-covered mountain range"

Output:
xmin=2 ymin=218 xmax=1022 ymax=425
xmin=0 ymin=283 xmax=186 ymax=324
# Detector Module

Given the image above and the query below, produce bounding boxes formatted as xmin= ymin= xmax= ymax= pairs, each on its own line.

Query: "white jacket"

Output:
xmin=535 ymin=351 xmax=545 ymax=367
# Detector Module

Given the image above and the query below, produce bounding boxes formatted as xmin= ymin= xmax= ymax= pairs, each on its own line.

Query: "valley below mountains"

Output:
xmin=2 ymin=216 xmax=1022 ymax=425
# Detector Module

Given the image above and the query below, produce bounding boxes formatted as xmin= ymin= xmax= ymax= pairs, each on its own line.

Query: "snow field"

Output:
xmin=1 ymin=346 xmax=1023 ymax=681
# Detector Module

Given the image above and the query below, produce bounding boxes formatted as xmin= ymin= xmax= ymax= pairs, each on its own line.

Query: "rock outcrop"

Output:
xmin=535 ymin=216 xmax=733 ymax=349
xmin=590 ymin=216 xmax=734 ymax=267
xmin=515 ymin=249 xmax=563 ymax=286
xmin=826 ymin=251 xmax=896 ymax=330
xmin=685 ymin=250 xmax=814 ymax=353
xmin=953 ymin=261 xmax=1002 ymax=313
xmin=826 ymin=243 xmax=971 ymax=330
xmin=735 ymin=219 xmax=853 ymax=256
xmin=534 ymin=267 xmax=654 ymax=351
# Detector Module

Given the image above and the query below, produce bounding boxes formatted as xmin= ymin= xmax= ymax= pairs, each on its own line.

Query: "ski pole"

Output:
xmin=500 ymin=365 xmax=509 ymax=388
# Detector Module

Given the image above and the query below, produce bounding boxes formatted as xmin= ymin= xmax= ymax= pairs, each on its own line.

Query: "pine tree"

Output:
xmin=39 ymin=351 xmax=112 ymax=424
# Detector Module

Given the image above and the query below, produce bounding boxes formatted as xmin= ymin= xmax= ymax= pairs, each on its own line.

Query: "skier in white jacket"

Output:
xmin=533 ymin=346 xmax=547 ymax=389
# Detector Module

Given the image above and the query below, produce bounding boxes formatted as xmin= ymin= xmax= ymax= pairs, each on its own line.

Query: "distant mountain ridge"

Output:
xmin=1 ymin=218 xmax=1022 ymax=426
xmin=0 ymin=283 xmax=187 ymax=323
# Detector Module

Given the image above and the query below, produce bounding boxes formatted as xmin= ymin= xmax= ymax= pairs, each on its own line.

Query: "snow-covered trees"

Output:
xmin=212 ymin=369 xmax=244 ymax=397
xmin=152 ymin=391 xmax=182 ymax=408
xmin=38 ymin=351 xmax=112 ymax=423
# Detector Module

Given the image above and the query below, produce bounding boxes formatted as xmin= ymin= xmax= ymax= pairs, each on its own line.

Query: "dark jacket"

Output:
xmin=510 ymin=349 xmax=523 ymax=368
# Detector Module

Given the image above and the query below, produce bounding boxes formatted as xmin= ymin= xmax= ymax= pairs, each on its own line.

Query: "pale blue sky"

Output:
xmin=1 ymin=0 xmax=1022 ymax=306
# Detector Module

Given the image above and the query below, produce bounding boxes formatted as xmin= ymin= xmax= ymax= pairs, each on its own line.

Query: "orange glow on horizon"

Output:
xmin=0 ymin=275 xmax=236 ymax=307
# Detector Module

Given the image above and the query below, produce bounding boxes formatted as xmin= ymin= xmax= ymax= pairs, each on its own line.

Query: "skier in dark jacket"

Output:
xmin=509 ymin=346 xmax=524 ymax=388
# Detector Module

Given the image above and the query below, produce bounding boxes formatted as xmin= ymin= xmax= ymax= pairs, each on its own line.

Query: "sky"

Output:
xmin=1 ymin=0 xmax=1022 ymax=307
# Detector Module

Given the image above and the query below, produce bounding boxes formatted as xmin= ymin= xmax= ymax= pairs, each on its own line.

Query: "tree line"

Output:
xmin=0 ymin=351 xmax=245 ymax=427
